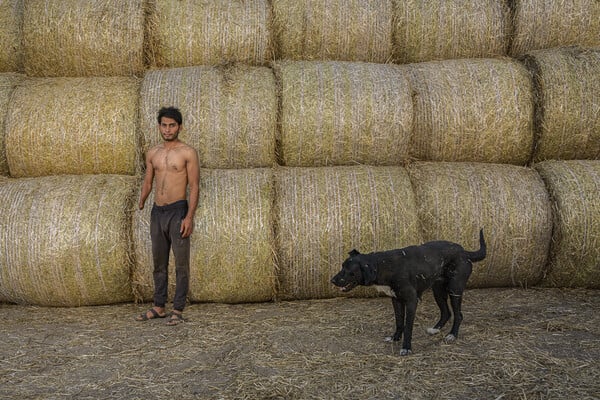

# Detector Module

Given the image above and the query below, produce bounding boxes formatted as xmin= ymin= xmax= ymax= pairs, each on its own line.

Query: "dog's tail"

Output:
xmin=465 ymin=229 xmax=486 ymax=262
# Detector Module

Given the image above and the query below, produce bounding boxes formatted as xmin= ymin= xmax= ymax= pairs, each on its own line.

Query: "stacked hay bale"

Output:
xmin=408 ymin=162 xmax=553 ymax=288
xmin=393 ymin=0 xmax=509 ymax=63
xmin=146 ymin=0 xmax=273 ymax=68
xmin=535 ymin=161 xmax=600 ymax=288
xmin=274 ymin=61 xmax=413 ymax=167
xmin=275 ymin=166 xmax=422 ymax=300
xmin=22 ymin=0 xmax=145 ymax=77
xmin=509 ymin=0 xmax=600 ymax=56
xmin=520 ymin=47 xmax=600 ymax=161
xmin=0 ymin=73 xmax=23 ymax=176
xmin=0 ymin=175 xmax=137 ymax=306
xmin=138 ymin=65 xmax=277 ymax=170
xmin=272 ymin=0 xmax=394 ymax=62
xmin=133 ymin=169 xmax=276 ymax=303
xmin=406 ymin=58 xmax=534 ymax=164
xmin=0 ymin=0 xmax=22 ymax=72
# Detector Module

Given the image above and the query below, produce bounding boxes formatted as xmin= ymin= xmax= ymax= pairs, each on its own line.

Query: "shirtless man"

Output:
xmin=136 ymin=107 xmax=199 ymax=326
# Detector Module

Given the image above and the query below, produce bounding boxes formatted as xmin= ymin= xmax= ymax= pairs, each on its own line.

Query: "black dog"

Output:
xmin=331 ymin=229 xmax=486 ymax=355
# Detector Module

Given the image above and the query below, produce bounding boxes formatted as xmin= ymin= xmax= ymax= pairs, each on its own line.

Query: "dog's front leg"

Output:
xmin=385 ymin=297 xmax=405 ymax=343
xmin=400 ymin=298 xmax=418 ymax=356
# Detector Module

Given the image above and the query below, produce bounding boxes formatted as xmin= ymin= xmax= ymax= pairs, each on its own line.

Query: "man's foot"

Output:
xmin=135 ymin=307 xmax=167 ymax=321
xmin=166 ymin=311 xmax=185 ymax=326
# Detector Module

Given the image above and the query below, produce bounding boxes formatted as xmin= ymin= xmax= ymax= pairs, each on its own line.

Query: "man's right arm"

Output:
xmin=138 ymin=150 xmax=155 ymax=210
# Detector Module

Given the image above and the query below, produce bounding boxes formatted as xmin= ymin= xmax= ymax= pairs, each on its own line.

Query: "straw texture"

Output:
xmin=0 ymin=73 xmax=24 ymax=176
xmin=0 ymin=0 xmax=22 ymax=72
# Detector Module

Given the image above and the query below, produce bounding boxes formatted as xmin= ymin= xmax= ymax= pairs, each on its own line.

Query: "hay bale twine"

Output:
xmin=509 ymin=0 xmax=600 ymax=56
xmin=393 ymin=0 xmax=509 ymax=64
xmin=139 ymin=65 xmax=276 ymax=170
xmin=22 ymin=0 xmax=145 ymax=77
xmin=0 ymin=175 xmax=137 ymax=306
xmin=0 ymin=73 xmax=24 ymax=176
xmin=272 ymin=0 xmax=393 ymax=63
xmin=0 ymin=0 xmax=22 ymax=72
xmin=535 ymin=160 xmax=600 ymax=288
xmin=408 ymin=162 xmax=553 ymax=288
xmin=520 ymin=47 xmax=600 ymax=162
xmin=406 ymin=58 xmax=534 ymax=165
xmin=274 ymin=61 xmax=413 ymax=167
xmin=133 ymin=169 xmax=276 ymax=304
xmin=147 ymin=0 xmax=272 ymax=68
xmin=275 ymin=166 xmax=422 ymax=300
xmin=5 ymin=77 xmax=140 ymax=178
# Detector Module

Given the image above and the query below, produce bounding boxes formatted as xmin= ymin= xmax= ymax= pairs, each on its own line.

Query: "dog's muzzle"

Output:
xmin=331 ymin=275 xmax=357 ymax=292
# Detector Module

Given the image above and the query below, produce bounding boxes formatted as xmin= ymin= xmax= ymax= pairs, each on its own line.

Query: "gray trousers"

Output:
xmin=150 ymin=200 xmax=190 ymax=311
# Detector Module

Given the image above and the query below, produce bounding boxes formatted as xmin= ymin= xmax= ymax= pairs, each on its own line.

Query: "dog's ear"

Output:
xmin=360 ymin=262 xmax=377 ymax=285
xmin=349 ymin=249 xmax=360 ymax=257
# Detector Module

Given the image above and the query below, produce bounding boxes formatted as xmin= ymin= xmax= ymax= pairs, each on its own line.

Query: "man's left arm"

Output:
xmin=181 ymin=147 xmax=200 ymax=238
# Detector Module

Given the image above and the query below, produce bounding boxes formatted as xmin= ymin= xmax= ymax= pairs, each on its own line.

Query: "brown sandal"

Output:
xmin=166 ymin=312 xmax=185 ymax=326
xmin=135 ymin=308 xmax=166 ymax=321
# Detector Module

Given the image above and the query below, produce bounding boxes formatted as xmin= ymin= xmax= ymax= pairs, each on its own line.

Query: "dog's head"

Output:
xmin=330 ymin=249 xmax=377 ymax=292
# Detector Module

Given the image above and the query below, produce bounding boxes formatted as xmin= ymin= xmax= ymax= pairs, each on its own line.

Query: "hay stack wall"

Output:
xmin=5 ymin=77 xmax=140 ymax=178
xmin=521 ymin=47 xmax=600 ymax=161
xmin=408 ymin=162 xmax=553 ymax=288
xmin=275 ymin=61 xmax=413 ymax=167
xmin=509 ymin=0 xmax=600 ymax=56
xmin=0 ymin=73 xmax=23 ymax=176
xmin=272 ymin=0 xmax=394 ymax=63
xmin=139 ymin=65 xmax=276 ymax=170
xmin=132 ymin=169 xmax=276 ymax=303
xmin=393 ymin=0 xmax=509 ymax=64
xmin=275 ymin=166 xmax=422 ymax=300
xmin=0 ymin=0 xmax=22 ymax=72
xmin=147 ymin=0 xmax=272 ymax=68
xmin=407 ymin=58 xmax=534 ymax=165
xmin=0 ymin=175 xmax=137 ymax=306
xmin=535 ymin=161 xmax=600 ymax=288
xmin=22 ymin=0 xmax=145 ymax=77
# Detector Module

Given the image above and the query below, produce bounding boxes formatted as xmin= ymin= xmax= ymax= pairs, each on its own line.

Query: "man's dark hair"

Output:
xmin=157 ymin=106 xmax=183 ymax=125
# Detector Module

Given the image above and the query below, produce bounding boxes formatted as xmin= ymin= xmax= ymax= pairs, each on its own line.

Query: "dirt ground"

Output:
xmin=1 ymin=288 xmax=599 ymax=400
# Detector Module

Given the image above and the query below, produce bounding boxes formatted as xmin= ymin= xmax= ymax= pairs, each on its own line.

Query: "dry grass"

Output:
xmin=275 ymin=166 xmax=422 ymax=300
xmin=274 ymin=61 xmax=413 ymax=167
xmin=0 ymin=73 xmax=24 ymax=176
xmin=521 ymin=47 xmax=600 ymax=162
xmin=406 ymin=58 xmax=534 ymax=165
xmin=146 ymin=0 xmax=273 ymax=68
xmin=5 ymin=77 xmax=140 ymax=177
xmin=0 ymin=288 xmax=598 ymax=399
xmin=22 ymin=0 xmax=145 ymax=77
xmin=535 ymin=160 xmax=600 ymax=289
xmin=408 ymin=162 xmax=553 ymax=288
xmin=392 ymin=0 xmax=509 ymax=63
xmin=272 ymin=0 xmax=394 ymax=63
xmin=0 ymin=175 xmax=137 ymax=306
xmin=0 ymin=0 xmax=22 ymax=72
xmin=509 ymin=0 xmax=600 ymax=56
xmin=138 ymin=64 xmax=277 ymax=170
xmin=132 ymin=169 xmax=276 ymax=304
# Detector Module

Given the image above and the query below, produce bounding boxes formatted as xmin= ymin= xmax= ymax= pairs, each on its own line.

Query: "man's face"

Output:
xmin=159 ymin=116 xmax=181 ymax=142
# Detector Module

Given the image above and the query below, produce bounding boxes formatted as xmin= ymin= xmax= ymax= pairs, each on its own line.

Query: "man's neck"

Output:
xmin=162 ymin=139 xmax=181 ymax=149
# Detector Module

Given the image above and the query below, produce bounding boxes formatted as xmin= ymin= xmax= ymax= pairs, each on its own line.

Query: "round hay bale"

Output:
xmin=535 ymin=160 xmax=600 ymax=288
xmin=393 ymin=0 xmax=509 ymax=64
xmin=408 ymin=162 xmax=553 ymax=288
xmin=275 ymin=166 xmax=422 ymax=300
xmin=0 ymin=73 xmax=24 ymax=176
xmin=509 ymin=0 xmax=600 ymax=56
xmin=520 ymin=47 xmax=600 ymax=162
xmin=5 ymin=77 xmax=140 ymax=178
xmin=274 ymin=61 xmax=413 ymax=167
xmin=147 ymin=0 xmax=273 ymax=68
xmin=133 ymin=169 xmax=276 ymax=304
xmin=0 ymin=175 xmax=137 ymax=306
xmin=0 ymin=0 xmax=22 ymax=72
xmin=406 ymin=58 xmax=534 ymax=165
xmin=22 ymin=0 xmax=145 ymax=77
xmin=272 ymin=0 xmax=394 ymax=63
xmin=139 ymin=65 xmax=277 ymax=170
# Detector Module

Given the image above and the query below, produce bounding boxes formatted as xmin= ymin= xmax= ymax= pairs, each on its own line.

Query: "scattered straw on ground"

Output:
xmin=0 ymin=288 xmax=598 ymax=399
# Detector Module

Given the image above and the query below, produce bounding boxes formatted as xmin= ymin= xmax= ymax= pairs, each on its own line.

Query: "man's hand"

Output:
xmin=180 ymin=216 xmax=194 ymax=238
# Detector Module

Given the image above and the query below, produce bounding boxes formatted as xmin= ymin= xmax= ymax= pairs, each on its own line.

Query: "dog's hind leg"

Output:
xmin=445 ymin=291 xmax=464 ymax=342
xmin=427 ymin=283 xmax=451 ymax=336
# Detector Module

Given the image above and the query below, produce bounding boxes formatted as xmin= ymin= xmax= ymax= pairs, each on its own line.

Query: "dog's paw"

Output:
xmin=426 ymin=327 xmax=440 ymax=335
xmin=399 ymin=348 xmax=412 ymax=356
xmin=444 ymin=334 xmax=457 ymax=343
xmin=384 ymin=336 xmax=394 ymax=342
